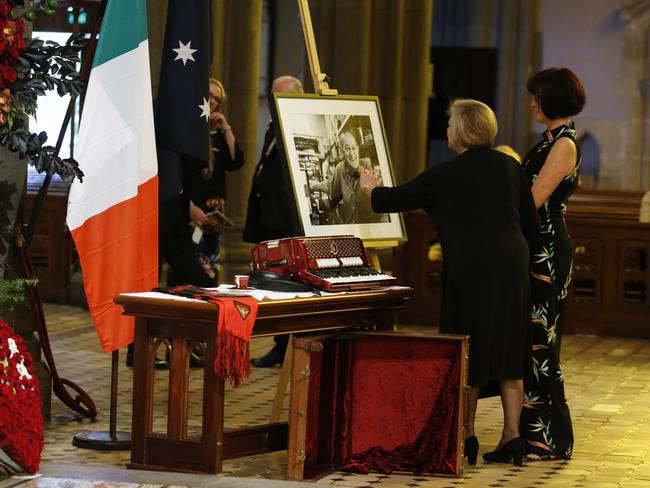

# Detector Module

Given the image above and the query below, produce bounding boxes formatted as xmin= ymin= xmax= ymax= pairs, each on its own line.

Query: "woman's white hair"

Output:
xmin=448 ymin=99 xmax=497 ymax=148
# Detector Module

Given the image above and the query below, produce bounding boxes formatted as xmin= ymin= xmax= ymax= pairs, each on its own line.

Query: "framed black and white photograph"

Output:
xmin=270 ymin=93 xmax=406 ymax=242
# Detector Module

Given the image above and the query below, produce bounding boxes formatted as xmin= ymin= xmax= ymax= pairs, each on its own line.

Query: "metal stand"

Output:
xmin=16 ymin=232 xmax=97 ymax=418
xmin=57 ymin=0 xmax=130 ymax=450
xmin=72 ymin=350 xmax=131 ymax=450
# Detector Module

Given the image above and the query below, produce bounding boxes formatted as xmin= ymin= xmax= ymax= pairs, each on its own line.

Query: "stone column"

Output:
xmin=212 ymin=0 xmax=264 ymax=282
xmin=309 ymin=0 xmax=433 ymax=183
xmin=495 ymin=0 xmax=538 ymax=152
xmin=429 ymin=0 xmax=538 ymax=154
xmin=146 ymin=0 xmax=167 ymax=97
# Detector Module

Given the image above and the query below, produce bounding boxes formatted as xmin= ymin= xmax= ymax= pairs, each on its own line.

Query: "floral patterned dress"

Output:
xmin=520 ymin=122 xmax=580 ymax=459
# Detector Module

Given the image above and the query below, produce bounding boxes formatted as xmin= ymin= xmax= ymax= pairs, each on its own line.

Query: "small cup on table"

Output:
xmin=234 ymin=274 xmax=250 ymax=289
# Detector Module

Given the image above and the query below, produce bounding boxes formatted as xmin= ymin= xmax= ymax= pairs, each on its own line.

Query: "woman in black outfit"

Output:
xmin=519 ymin=68 xmax=585 ymax=460
xmin=360 ymin=99 xmax=539 ymax=466
xmin=186 ymin=78 xmax=244 ymax=281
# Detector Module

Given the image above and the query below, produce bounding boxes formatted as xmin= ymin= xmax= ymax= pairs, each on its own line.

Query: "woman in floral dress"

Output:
xmin=520 ymin=67 xmax=586 ymax=459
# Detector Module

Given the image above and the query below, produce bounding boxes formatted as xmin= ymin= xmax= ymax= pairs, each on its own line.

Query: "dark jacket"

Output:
xmin=243 ymin=125 xmax=298 ymax=243
xmin=187 ymin=130 xmax=244 ymax=210
xmin=372 ymin=148 xmax=540 ymax=387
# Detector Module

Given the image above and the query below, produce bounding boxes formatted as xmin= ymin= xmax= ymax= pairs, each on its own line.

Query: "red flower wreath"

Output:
xmin=0 ymin=0 xmax=26 ymax=125
xmin=0 ymin=320 xmax=44 ymax=474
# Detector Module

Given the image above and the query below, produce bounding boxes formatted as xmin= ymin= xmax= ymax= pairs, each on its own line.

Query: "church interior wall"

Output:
xmin=538 ymin=0 xmax=648 ymax=190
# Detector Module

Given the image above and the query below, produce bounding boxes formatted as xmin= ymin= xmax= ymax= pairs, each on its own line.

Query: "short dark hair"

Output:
xmin=526 ymin=67 xmax=586 ymax=119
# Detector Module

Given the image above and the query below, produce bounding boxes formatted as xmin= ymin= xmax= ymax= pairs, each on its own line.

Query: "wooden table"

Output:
xmin=114 ymin=287 xmax=413 ymax=474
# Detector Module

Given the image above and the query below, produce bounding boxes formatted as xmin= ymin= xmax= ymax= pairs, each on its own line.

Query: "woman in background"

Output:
xmin=360 ymin=99 xmax=539 ymax=466
xmin=519 ymin=67 xmax=585 ymax=460
xmin=495 ymin=144 xmax=522 ymax=164
xmin=187 ymin=78 xmax=244 ymax=281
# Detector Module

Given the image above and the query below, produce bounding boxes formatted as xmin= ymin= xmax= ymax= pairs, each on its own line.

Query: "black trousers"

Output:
xmin=273 ymin=335 xmax=289 ymax=353
xmin=160 ymin=227 xmax=213 ymax=288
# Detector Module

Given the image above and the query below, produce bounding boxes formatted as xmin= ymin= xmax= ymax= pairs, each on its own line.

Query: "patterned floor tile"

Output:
xmin=18 ymin=304 xmax=650 ymax=487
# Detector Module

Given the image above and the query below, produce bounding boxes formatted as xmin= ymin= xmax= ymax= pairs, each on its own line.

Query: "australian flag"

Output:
xmin=156 ymin=0 xmax=212 ymax=233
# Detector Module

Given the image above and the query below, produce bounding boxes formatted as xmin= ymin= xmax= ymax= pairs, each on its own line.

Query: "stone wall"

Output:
xmin=538 ymin=0 xmax=650 ymax=190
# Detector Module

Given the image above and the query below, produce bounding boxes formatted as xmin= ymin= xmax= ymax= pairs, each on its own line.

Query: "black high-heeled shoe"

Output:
xmin=464 ymin=435 xmax=479 ymax=465
xmin=482 ymin=437 xmax=525 ymax=466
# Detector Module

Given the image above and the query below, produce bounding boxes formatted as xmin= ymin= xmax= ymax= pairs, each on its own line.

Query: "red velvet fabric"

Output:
xmin=302 ymin=335 xmax=462 ymax=478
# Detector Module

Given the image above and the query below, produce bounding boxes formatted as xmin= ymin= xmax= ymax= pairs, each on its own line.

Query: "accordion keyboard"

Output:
xmin=308 ymin=267 xmax=395 ymax=286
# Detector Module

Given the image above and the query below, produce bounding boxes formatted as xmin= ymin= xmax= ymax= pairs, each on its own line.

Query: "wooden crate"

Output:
xmin=287 ymin=332 xmax=469 ymax=480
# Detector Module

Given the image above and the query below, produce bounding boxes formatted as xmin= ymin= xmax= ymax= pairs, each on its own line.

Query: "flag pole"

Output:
xmin=62 ymin=0 xmax=131 ymax=451
xmin=72 ymin=350 xmax=130 ymax=450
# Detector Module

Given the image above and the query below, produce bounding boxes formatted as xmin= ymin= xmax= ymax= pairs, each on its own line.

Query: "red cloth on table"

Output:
xmin=155 ymin=286 xmax=259 ymax=386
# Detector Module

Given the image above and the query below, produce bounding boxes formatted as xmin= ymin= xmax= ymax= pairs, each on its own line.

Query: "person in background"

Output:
xmin=133 ymin=79 xmax=243 ymax=369
xmin=186 ymin=78 xmax=244 ymax=282
xmin=360 ymin=99 xmax=540 ymax=466
xmin=519 ymin=67 xmax=586 ymax=460
xmin=495 ymin=144 xmax=522 ymax=164
xmin=640 ymin=190 xmax=650 ymax=222
xmin=244 ymin=75 xmax=304 ymax=368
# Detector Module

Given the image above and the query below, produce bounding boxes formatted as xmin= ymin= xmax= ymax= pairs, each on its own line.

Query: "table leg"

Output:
xmin=167 ymin=337 xmax=190 ymax=439
xmin=202 ymin=331 xmax=225 ymax=473
xmin=130 ymin=317 xmax=153 ymax=466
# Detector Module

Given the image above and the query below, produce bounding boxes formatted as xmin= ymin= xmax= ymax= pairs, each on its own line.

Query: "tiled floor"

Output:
xmin=4 ymin=303 xmax=650 ymax=487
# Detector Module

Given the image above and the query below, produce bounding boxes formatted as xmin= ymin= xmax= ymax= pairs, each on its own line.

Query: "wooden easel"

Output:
xmin=297 ymin=0 xmax=337 ymax=97
xmin=269 ymin=0 xmax=399 ymax=422
xmin=298 ymin=0 xmax=398 ymax=270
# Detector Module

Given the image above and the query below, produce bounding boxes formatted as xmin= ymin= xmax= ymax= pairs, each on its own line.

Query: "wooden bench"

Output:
xmin=393 ymin=189 xmax=650 ymax=337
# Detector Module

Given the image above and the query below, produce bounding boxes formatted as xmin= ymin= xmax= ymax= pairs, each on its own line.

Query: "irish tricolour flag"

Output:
xmin=66 ymin=0 xmax=158 ymax=352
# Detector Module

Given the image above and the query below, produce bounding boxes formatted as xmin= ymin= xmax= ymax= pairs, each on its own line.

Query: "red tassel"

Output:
xmin=214 ymin=328 xmax=252 ymax=387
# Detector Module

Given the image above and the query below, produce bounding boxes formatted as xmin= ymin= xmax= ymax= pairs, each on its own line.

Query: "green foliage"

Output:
xmin=1 ymin=34 xmax=87 ymax=182
xmin=0 ymin=277 xmax=37 ymax=313
xmin=9 ymin=0 xmax=59 ymax=19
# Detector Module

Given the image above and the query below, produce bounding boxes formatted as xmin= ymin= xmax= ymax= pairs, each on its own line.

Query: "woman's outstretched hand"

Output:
xmin=359 ymin=166 xmax=382 ymax=197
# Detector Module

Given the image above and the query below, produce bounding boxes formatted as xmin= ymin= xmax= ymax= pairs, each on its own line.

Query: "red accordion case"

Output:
xmin=287 ymin=332 xmax=469 ymax=480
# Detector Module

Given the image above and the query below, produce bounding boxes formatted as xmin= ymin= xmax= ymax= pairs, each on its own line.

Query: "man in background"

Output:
xmin=244 ymin=75 xmax=304 ymax=367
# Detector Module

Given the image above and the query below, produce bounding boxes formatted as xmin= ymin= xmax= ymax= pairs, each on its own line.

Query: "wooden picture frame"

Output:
xmin=270 ymin=93 xmax=406 ymax=242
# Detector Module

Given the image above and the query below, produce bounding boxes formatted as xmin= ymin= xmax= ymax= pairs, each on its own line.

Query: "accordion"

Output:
xmin=250 ymin=236 xmax=397 ymax=291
